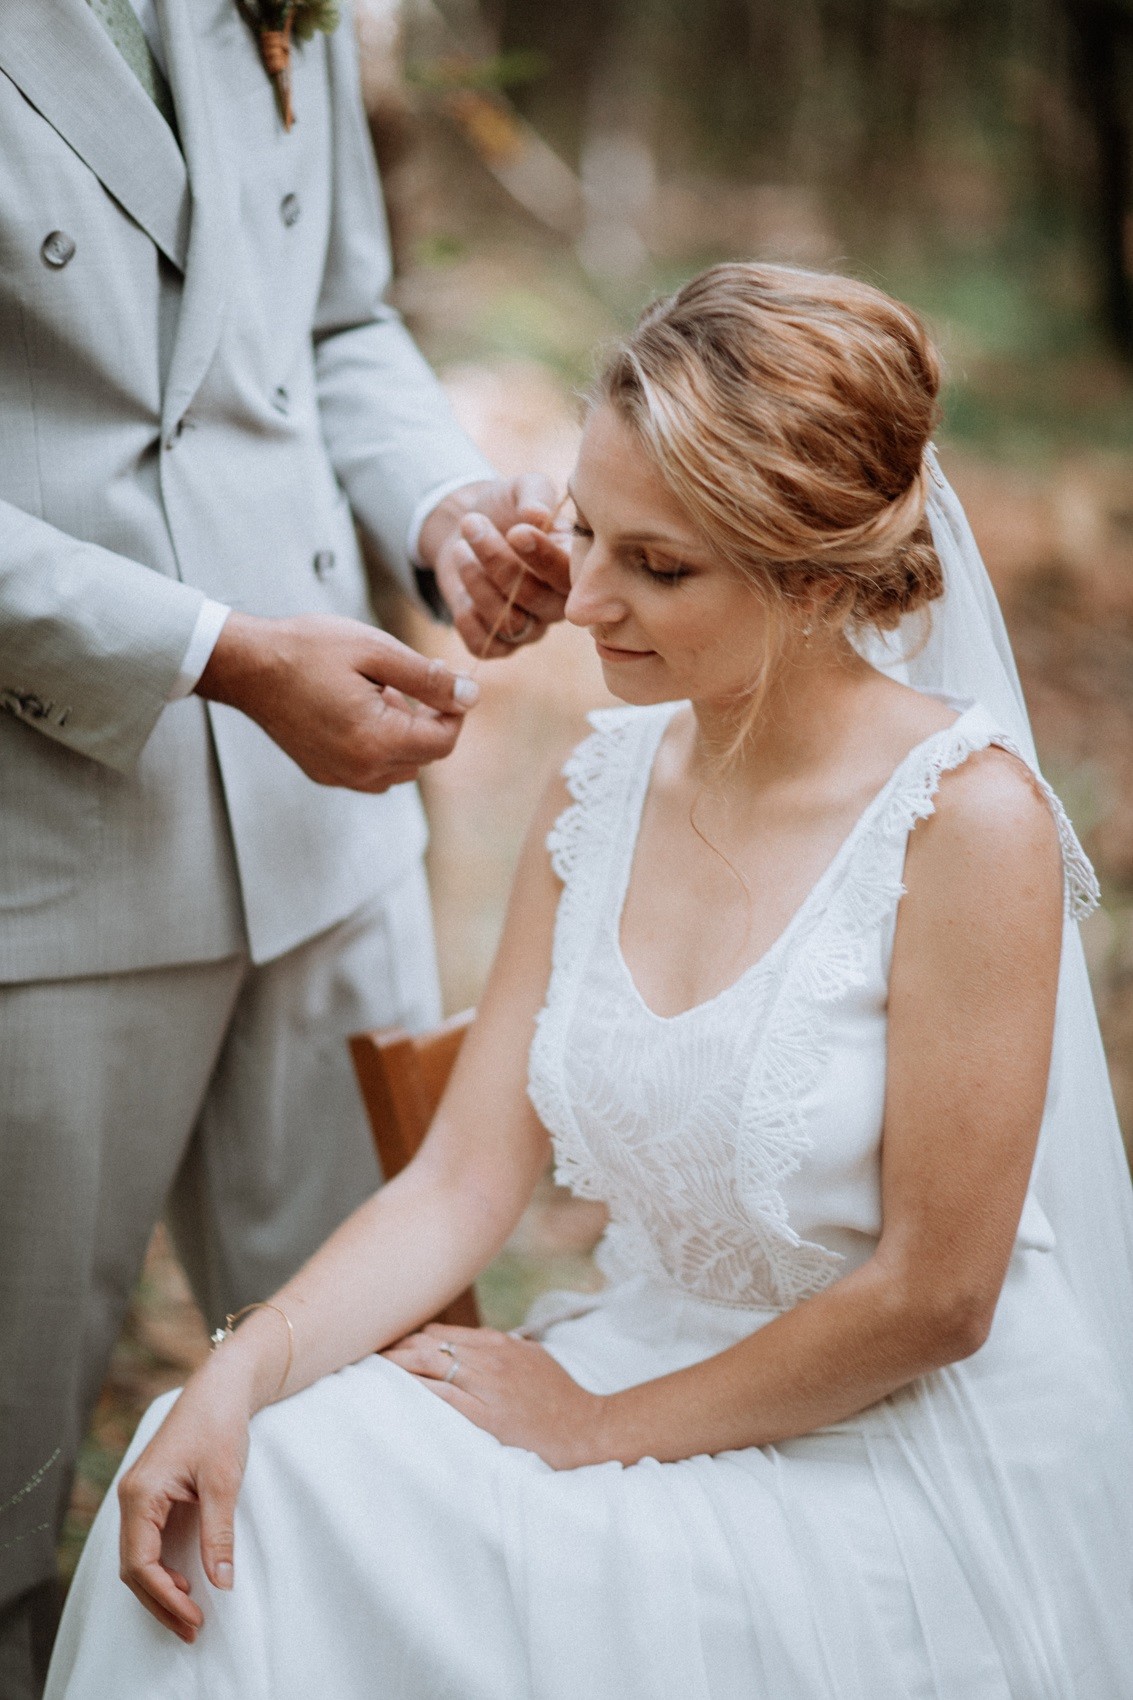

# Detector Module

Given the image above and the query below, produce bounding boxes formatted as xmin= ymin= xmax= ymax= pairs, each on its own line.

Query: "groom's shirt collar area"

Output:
xmin=127 ymin=0 xmax=168 ymax=76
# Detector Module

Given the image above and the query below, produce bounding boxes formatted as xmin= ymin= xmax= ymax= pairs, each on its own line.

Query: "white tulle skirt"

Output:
xmin=46 ymin=1249 xmax=1133 ymax=1700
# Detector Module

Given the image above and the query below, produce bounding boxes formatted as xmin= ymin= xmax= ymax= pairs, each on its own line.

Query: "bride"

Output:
xmin=48 ymin=264 xmax=1133 ymax=1699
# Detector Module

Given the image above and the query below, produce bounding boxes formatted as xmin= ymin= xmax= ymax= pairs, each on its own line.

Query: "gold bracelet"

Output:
xmin=210 ymin=1302 xmax=295 ymax=1399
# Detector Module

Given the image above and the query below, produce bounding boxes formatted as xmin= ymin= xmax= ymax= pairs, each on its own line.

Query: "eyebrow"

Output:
xmin=567 ymin=483 xmax=701 ymax=551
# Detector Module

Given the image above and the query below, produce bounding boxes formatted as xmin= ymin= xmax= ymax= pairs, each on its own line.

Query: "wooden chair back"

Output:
xmin=349 ymin=1008 xmax=480 ymax=1329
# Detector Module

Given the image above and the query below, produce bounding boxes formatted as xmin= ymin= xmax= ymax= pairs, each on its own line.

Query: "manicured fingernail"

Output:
xmin=454 ymin=676 xmax=480 ymax=708
xmin=216 ymin=1562 xmax=233 ymax=1589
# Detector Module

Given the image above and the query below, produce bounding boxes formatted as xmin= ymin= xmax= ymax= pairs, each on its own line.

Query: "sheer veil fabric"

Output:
xmin=857 ymin=452 xmax=1133 ymax=1693
xmin=874 ymin=451 xmax=1133 ymax=1405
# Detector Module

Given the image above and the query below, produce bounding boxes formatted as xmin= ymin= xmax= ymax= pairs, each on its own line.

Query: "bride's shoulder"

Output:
xmin=904 ymin=736 xmax=1064 ymax=921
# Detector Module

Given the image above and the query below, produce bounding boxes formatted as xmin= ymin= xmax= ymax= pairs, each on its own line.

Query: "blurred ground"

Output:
xmin=62 ymin=42 xmax=1133 ymax=1576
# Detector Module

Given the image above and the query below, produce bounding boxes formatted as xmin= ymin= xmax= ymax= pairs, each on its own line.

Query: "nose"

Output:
xmin=564 ymin=545 xmax=629 ymax=630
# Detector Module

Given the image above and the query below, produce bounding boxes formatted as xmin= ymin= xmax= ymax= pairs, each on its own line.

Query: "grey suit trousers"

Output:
xmin=0 ymin=861 xmax=440 ymax=1685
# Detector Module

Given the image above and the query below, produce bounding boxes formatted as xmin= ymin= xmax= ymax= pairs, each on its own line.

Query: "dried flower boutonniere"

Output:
xmin=236 ymin=0 xmax=340 ymax=130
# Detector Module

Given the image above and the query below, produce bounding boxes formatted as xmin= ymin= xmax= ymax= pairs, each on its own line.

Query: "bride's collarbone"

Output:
xmin=618 ymin=795 xmax=863 ymax=1017
xmin=620 ymin=690 xmax=960 ymax=1016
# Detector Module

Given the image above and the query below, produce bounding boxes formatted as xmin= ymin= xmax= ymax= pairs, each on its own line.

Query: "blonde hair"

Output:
xmin=593 ymin=262 xmax=944 ymax=644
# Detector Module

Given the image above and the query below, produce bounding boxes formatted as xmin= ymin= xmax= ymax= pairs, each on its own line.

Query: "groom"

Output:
xmin=0 ymin=1 xmax=568 ymax=1693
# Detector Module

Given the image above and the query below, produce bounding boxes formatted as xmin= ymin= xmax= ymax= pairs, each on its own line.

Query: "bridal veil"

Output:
xmin=859 ymin=452 xmax=1133 ymax=1696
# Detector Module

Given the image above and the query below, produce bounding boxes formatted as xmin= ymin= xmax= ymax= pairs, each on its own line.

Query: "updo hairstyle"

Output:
xmin=593 ymin=263 xmax=945 ymax=637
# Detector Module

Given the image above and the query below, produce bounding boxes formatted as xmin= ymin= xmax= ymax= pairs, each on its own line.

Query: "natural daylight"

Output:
xmin=3 ymin=3 xmax=1133 ymax=1698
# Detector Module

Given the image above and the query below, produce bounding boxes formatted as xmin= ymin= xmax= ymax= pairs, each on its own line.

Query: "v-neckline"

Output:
xmin=612 ymin=697 xmax=976 ymax=1024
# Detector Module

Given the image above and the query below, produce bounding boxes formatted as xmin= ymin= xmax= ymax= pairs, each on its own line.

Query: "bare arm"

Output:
xmin=117 ymin=777 xmax=569 ymax=1635
xmin=589 ymin=748 xmax=1065 ymax=1461
xmin=388 ymin=749 xmax=1066 ymax=1471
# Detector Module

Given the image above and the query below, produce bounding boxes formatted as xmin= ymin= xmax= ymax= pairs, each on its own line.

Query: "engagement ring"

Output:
xmin=437 ymin=1340 xmax=461 ymax=1385
xmin=499 ymin=612 xmax=536 ymax=645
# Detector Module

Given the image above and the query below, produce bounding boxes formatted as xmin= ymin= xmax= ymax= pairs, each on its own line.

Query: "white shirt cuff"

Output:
xmin=167 ymin=599 xmax=231 ymax=701
xmin=406 ymin=476 xmax=489 ymax=567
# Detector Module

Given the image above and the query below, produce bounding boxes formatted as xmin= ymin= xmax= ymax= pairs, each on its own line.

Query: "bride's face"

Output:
xmin=565 ymin=405 xmax=773 ymax=708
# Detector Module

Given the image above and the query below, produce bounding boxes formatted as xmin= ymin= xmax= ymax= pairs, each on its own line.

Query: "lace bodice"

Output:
xmin=527 ymin=700 xmax=1098 ymax=1314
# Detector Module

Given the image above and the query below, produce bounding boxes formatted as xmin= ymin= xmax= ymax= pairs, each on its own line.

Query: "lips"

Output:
xmin=594 ymin=639 xmax=656 ymax=661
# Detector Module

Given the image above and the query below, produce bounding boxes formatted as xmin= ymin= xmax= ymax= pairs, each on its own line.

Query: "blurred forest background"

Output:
xmin=64 ymin=0 xmax=1133 ymax=1572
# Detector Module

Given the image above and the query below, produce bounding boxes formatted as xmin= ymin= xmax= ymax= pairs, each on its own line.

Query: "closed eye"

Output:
xmin=640 ymin=557 xmax=690 ymax=585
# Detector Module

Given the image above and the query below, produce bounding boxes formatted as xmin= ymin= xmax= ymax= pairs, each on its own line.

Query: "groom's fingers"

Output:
xmin=372 ymin=695 xmax=464 ymax=759
xmin=505 ymin=523 xmax=572 ymax=597
xmin=456 ymin=521 xmax=566 ymax=626
xmin=509 ymin=472 xmax=558 ymax=526
xmin=356 ymin=635 xmax=480 ymax=713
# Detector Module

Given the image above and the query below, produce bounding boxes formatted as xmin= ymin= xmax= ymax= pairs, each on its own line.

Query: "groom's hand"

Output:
xmin=195 ymin=612 xmax=479 ymax=792
xmin=420 ymin=475 xmax=571 ymax=659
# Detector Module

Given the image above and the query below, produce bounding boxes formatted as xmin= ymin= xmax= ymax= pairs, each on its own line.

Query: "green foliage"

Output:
xmin=407 ymin=49 xmax=552 ymax=93
xmin=477 ymin=1250 xmax=600 ymax=1332
xmin=237 ymin=0 xmax=339 ymax=40
xmin=292 ymin=1 xmax=340 ymax=43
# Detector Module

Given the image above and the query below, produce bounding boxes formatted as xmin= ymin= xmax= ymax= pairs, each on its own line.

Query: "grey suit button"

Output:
xmin=41 ymin=230 xmax=76 ymax=269
xmin=280 ymin=193 xmax=300 ymax=227
xmin=313 ymin=550 xmax=336 ymax=579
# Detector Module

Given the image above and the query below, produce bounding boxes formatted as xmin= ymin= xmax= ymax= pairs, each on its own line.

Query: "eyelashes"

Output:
xmin=571 ymin=525 xmax=689 ymax=585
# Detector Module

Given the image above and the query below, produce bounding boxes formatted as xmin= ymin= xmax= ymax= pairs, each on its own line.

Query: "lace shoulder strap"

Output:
xmin=545 ymin=702 xmax=679 ymax=976
xmin=733 ymin=704 xmax=1099 ymax=1298
xmin=873 ymin=705 xmax=1100 ymax=922
xmin=528 ymin=703 xmax=678 ymax=1168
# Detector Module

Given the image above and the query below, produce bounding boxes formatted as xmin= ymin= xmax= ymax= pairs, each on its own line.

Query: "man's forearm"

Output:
xmin=0 ymin=497 xmax=206 ymax=771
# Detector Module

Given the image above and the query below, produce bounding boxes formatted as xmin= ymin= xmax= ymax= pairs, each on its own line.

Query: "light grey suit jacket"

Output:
xmin=0 ymin=0 xmax=493 ymax=982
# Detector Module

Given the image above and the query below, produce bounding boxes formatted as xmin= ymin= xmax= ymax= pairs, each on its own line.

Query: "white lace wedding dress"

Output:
xmin=48 ymin=699 xmax=1133 ymax=1700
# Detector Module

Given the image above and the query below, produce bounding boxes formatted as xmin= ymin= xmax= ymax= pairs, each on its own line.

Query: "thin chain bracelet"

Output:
xmin=210 ymin=1301 xmax=295 ymax=1399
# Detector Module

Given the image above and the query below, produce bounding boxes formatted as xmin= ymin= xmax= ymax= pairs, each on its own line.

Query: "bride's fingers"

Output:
xmin=412 ymin=1376 xmax=486 ymax=1414
xmin=198 ymin=1461 xmax=242 ymax=1592
xmin=382 ymin=1336 xmax=458 ymax=1378
xmin=420 ymin=1322 xmax=491 ymax=1343
xmin=119 ymin=1480 xmax=202 ymax=1633
xmin=122 ymin=1571 xmax=201 ymax=1643
xmin=119 ymin=1540 xmax=203 ymax=1636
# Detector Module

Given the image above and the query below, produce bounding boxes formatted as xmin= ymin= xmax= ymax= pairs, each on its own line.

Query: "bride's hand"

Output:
xmin=117 ymin=1365 xmax=253 ymax=1642
xmin=382 ymin=1324 xmax=607 ymax=1470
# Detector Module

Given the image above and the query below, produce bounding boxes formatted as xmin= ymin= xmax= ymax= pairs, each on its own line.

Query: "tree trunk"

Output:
xmin=496 ymin=0 xmax=621 ymax=168
xmin=1063 ymin=0 xmax=1133 ymax=359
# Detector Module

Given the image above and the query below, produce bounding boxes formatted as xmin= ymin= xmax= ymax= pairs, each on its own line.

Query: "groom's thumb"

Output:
xmin=511 ymin=472 xmax=558 ymax=529
xmin=359 ymin=633 xmax=480 ymax=712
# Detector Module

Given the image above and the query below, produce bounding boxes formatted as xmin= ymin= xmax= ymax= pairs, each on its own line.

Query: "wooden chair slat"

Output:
xmin=349 ymin=1008 xmax=480 ymax=1329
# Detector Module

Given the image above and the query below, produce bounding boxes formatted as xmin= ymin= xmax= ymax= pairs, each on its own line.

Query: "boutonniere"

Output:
xmin=235 ymin=1 xmax=340 ymax=130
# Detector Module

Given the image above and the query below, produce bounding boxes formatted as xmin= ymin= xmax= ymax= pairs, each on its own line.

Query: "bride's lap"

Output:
xmin=52 ymin=1259 xmax=1126 ymax=1700
xmin=52 ymin=1357 xmax=534 ymax=1700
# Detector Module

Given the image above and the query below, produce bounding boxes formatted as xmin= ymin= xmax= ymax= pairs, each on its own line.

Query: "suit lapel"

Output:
xmin=155 ymin=0 xmax=232 ymax=435
xmin=0 ymin=0 xmax=190 ymax=270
